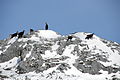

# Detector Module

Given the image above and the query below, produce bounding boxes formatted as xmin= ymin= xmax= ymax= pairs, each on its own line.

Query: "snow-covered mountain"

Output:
xmin=0 ymin=30 xmax=120 ymax=80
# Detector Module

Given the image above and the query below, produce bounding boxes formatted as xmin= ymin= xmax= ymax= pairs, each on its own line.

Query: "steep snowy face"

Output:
xmin=74 ymin=32 xmax=120 ymax=66
xmin=0 ymin=30 xmax=120 ymax=80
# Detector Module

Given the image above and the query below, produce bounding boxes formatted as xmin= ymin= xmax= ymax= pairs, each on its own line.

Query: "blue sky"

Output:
xmin=0 ymin=0 xmax=120 ymax=43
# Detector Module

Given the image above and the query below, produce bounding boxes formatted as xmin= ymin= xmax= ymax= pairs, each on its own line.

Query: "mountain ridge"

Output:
xmin=0 ymin=30 xmax=120 ymax=80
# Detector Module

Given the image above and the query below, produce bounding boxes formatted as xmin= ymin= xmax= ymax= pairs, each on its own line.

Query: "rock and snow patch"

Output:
xmin=0 ymin=30 xmax=120 ymax=80
xmin=62 ymin=44 xmax=78 ymax=65
xmin=8 ymin=37 xmax=18 ymax=44
xmin=0 ymin=51 xmax=2 ymax=55
xmin=0 ymin=57 xmax=19 ymax=69
xmin=42 ymin=50 xmax=60 ymax=59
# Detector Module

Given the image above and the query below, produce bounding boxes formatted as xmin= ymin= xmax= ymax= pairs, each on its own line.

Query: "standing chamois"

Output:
xmin=67 ymin=35 xmax=73 ymax=41
xmin=10 ymin=31 xmax=18 ymax=39
xmin=30 ymin=29 xmax=34 ymax=35
xmin=18 ymin=30 xmax=25 ymax=38
xmin=45 ymin=22 xmax=48 ymax=30
xmin=30 ymin=29 xmax=34 ymax=32
xmin=85 ymin=33 xmax=94 ymax=39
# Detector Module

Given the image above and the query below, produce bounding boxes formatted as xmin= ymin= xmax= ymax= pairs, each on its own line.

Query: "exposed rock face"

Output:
xmin=0 ymin=30 xmax=120 ymax=80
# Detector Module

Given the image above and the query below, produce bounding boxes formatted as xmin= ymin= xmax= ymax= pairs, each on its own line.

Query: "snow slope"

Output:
xmin=0 ymin=30 xmax=120 ymax=80
xmin=36 ymin=30 xmax=61 ymax=39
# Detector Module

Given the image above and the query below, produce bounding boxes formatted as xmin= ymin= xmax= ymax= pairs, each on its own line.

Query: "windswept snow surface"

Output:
xmin=73 ymin=32 xmax=87 ymax=40
xmin=36 ymin=30 xmax=61 ymax=39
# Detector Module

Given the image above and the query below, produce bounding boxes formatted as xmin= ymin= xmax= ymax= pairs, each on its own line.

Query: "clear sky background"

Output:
xmin=0 ymin=0 xmax=120 ymax=43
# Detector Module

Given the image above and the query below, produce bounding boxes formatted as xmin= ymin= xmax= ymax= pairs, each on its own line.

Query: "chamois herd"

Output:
xmin=9 ymin=23 xmax=94 ymax=40
xmin=10 ymin=23 xmax=49 ymax=39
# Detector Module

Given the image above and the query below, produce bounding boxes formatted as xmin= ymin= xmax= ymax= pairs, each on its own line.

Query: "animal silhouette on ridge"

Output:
xmin=45 ymin=22 xmax=48 ymax=30
xmin=85 ymin=33 xmax=94 ymax=39
xmin=18 ymin=30 xmax=25 ymax=38
xmin=10 ymin=31 xmax=18 ymax=39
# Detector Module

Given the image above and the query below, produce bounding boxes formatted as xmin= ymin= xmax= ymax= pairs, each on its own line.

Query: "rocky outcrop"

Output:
xmin=0 ymin=30 xmax=120 ymax=80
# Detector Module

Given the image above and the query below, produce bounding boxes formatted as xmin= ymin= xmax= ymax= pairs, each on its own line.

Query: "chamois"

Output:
xmin=45 ymin=22 xmax=48 ymax=30
xmin=18 ymin=30 xmax=25 ymax=38
xmin=85 ymin=33 xmax=94 ymax=39
xmin=10 ymin=31 xmax=18 ymax=39
xmin=30 ymin=29 xmax=34 ymax=32
xmin=67 ymin=35 xmax=73 ymax=41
